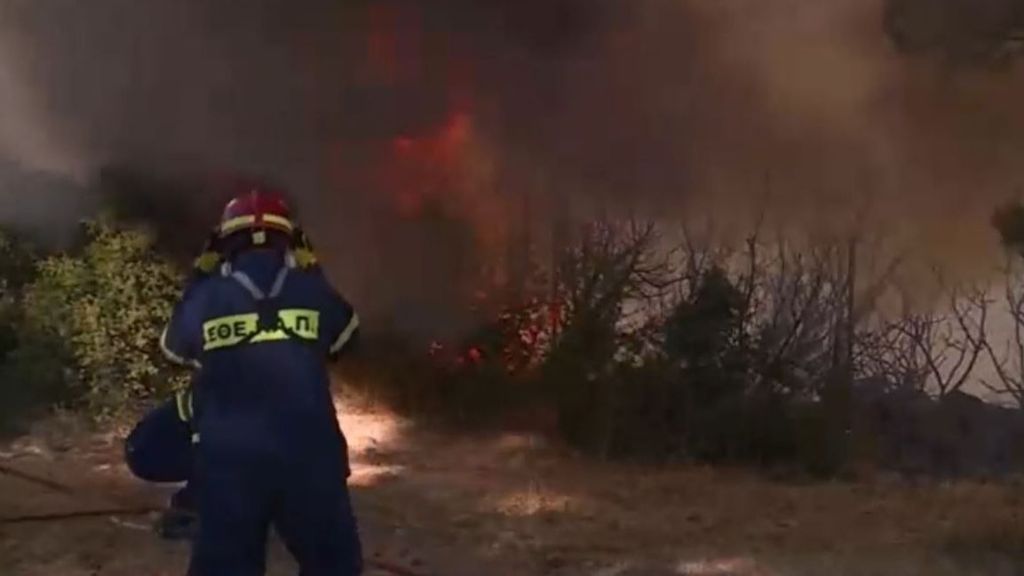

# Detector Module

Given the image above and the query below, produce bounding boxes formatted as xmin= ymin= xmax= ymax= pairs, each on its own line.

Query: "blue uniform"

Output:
xmin=161 ymin=249 xmax=362 ymax=576
xmin=126 ymin=269 xmax=212 ymax=529
xmin=125 ymin=388 xmax=195 ymax=485
xmin=124 ymin=388 xmax=200 ymax=539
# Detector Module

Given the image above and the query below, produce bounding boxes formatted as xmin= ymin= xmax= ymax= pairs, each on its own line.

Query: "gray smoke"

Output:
xmin=2 ymin=0 xmax=1024 ymax=334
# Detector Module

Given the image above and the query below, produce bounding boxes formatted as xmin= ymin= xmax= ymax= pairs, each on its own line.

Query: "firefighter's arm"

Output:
xmin=174 ymin=387 xmax=195 ymax=424
xmin=160 ymin=286 xmax=205 ymax=370
xmin=324 ymin=288 xmax=360 ymax=362
xmin=163 ymin=229 xmax=223 ymax=367
xmin=330 ymin=318 xmax=360 ymax=361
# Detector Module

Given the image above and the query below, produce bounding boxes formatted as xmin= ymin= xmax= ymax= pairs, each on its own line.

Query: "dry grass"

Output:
xmin=4 ymin=398 xmax=1024 ymax=575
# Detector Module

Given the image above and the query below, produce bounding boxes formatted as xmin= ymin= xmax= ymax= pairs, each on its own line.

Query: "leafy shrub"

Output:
xmin=0 ymin=336 xmax=69 ymax=433
xmin=0 ymin=231 xmax=47 ymax=432
xmin=20 ymin=219 xmax=186 ymax=419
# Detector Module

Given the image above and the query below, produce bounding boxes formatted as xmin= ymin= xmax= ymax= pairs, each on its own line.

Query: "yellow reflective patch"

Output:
xmin=294 ymin=248 xmax=318 ymax=269
xmin=202 ymin=309 xmax=320 ymax=351
xmin=203 ymin=314 xmax=259 ymax=351
xmin=250 ymin=329 xmax=290 ymax=343
xmin=194 ymin=251 xmax=221 ymax=273
xmin=279 ymin=309 xmax=320 ymax=339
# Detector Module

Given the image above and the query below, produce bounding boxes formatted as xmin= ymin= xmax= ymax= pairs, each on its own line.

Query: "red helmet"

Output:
xmin=219 ymin=183 xmax=295 ymax=241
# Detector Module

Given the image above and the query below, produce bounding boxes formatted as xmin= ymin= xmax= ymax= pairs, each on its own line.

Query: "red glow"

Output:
xmin=390 ymin=110 xmax=473 ymax=163
xmin=548 ymin=303 xmax=564 ymax=331
xmin=394 ymin=190 xmax=424 ymax=217
xmin=355 ymin=0 xmax=484 ymax=221
xmin=392 ymin=136 xmax=416 ymax=154
xmin=384 ymin=106 xmax=474 ymax=219
xmin=436 ymin=112 xmax=472 ymax=161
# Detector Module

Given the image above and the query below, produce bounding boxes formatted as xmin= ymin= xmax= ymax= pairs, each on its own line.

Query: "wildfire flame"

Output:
xmin=387 ymin=110 xmax=475 ymax=218
xmin=323 ymin=0 xmax=539 ymax=338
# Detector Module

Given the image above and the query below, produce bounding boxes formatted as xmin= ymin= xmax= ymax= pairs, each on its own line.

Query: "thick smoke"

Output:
xmin=1 ymin=0 xmax=1024 ymax=335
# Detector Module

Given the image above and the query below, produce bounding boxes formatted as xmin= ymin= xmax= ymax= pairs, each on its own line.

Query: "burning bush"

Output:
xmin=356 ymin=219 xmax=867 ymax=473
xmin=537 ymin=222 xmax=669 ymax=455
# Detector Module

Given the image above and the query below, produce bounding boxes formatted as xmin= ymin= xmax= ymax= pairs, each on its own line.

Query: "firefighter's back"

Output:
xmin=160 ymin=185 xmax=363 ymax=575
xmin=191 ymin=249 xmax=352 ymax=466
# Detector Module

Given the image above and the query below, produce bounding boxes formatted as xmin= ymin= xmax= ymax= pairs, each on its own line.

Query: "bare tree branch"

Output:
xmin=977 ymin=260 xmax=1024 ymax=409
xmin=889 ymin=277 xmax=989 ymax=399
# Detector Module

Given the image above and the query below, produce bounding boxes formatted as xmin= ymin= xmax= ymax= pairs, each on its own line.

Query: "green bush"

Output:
xmin=0 ymin=336 xmax=69 ymax=432
xmin=0 ymin=230 xmax=46 ymax=432
xmin=0 ymin=230 xmax=39 ymax=355
xmin=20 ymin=219 xmax=186 ymax=419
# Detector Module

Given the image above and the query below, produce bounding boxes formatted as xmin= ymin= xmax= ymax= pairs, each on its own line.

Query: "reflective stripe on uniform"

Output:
xmin=229 ymin=267 xmax=291 ymax=301
xmin=278 ymin=309 xmax=320 ymax=339
xmin=161 ymin=328 xmax=201 ymax=369
xmin=231 ymin=272 xmax=265 ymax=300
xmin=203 ymin=309 xmax=321 ymax=351
xmin=269 ymin=266 xmax=290 ymax=298
xmin=175 ymin=389 xmax=191 ymax=422
xmin=330 ymin=313 xmax=360 ymax=355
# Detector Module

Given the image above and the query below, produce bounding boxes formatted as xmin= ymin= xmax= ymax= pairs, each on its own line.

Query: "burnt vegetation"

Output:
xmin=6 ymin=204 xmax=1024 ymax=478
xmin=339 ymin=203 xmax=1024 ymax=478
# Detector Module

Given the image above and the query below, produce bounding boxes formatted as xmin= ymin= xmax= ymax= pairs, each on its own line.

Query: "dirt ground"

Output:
xmin=3 ymin=399 xmax=1024 ymax=576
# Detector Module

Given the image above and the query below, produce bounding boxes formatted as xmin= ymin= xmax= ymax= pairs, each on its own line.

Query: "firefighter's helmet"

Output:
xmin=219 ymin=183 xmax=295 ymax=246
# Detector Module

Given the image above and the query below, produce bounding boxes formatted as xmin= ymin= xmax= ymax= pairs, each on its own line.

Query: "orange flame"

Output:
xmin=386 ymin=109 xmax=475 ymax=217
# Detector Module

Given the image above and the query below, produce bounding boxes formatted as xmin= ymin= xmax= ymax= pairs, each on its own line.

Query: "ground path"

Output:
xmin=2 ymin=400 xmax=1023 ymax=575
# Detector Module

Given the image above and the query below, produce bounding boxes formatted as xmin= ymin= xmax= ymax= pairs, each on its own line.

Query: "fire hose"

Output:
xmin=0 ymin=462 xmax=432 ymax=576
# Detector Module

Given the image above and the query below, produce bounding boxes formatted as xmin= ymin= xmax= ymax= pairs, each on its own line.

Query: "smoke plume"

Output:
xmin=1 ymin=0 xmax=1024 ymax=335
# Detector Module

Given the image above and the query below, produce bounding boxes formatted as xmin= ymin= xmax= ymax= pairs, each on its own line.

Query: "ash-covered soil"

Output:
xmin=2 ymin=400 xmax=1024 ymax=576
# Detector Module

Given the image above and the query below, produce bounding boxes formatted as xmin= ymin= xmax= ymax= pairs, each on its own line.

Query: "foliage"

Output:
xmin=0 ymin=230 xmax=46 ymax=431
xmin=540 ymin=222 xmax=670 ymax=455
xmin=365 ymin=220 xmax=898 ymax=475
xmin=0 ymin=336 xmax=69 ymax=432
xmin=0 ymin=231 xmax=37 ymax=358
xmin=20 ymin=219 xmax=186 ymax=419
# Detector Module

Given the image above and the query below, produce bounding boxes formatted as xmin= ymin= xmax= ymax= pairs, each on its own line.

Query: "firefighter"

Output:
xmin=125 ymin=222 xmax=324 ymax=541
xmin=124 ymin=385 xmax=200 ymax=539
xmin=159 ymin=183 xmax=362 ymax=575
xmin=124 ymin=228 xmax=221 ymax=540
